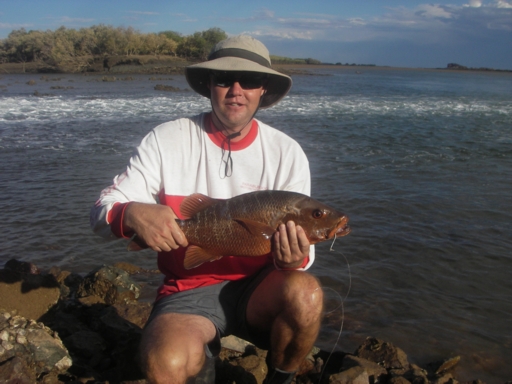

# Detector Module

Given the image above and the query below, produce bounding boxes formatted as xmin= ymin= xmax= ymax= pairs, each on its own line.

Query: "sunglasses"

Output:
xmin=210 ymin=71 xmax=268 ymax=90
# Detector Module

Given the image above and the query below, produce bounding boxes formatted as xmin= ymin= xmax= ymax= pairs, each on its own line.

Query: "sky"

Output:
xmin=1 ymin=0 xmax=511 ymax=69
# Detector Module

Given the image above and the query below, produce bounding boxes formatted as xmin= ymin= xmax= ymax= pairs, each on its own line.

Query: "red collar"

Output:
xmin=206 ymin=113 xmax=258 ymax=151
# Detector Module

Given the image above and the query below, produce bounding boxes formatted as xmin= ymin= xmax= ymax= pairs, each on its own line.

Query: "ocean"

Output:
xmin=1 ymin=67 xmax=511 ymax=382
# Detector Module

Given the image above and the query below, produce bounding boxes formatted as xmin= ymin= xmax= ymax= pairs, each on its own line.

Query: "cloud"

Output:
xmin=415 ymin=4 xmax=453 ymax=18
xmin=170 ymin=13 xmax=197 ymax=23
xmin=57 ymin=16 xmax=95 ymax=24
xmin=249 ymin=2 xmax=512 ymax=44
xmin=0 ymin=22 xmax=32 ymax=30
xmin=126 ymin=11 xmax=159 ymax=16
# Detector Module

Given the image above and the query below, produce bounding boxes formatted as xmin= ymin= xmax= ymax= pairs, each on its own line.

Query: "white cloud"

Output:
xmin=466 ymin=0 xmax=482 ymax=7
xmin=58 ymin=16 xmax=95 ymax=24
xmin=416 ymin=4 xmax=453 ymax=18
xmin=126 ymin=11 xmax=159 ymax=16
xmin=495 ymin=0 xmax=512 ymax=7
xmin=0 ymin=22 xmax=32 ymax=29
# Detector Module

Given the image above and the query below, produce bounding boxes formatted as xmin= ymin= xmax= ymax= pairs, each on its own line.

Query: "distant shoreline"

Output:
xmin=1 ymin=55 xmax=510 ymax=75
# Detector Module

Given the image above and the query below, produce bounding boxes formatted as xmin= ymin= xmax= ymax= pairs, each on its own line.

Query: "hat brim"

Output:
xmin=185 ymin=57 xmax=292 ymax=109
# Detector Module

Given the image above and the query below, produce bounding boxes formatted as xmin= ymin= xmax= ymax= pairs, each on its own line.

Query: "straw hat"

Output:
xmin=185 ymin=35 xmax=292 ymax=109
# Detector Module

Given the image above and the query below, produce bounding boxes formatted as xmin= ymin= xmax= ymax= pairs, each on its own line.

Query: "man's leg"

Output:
xmin=246 ymin=270 xmax=323 ymax=374
xmin=139 ymin=312 xmax=217 ymax=384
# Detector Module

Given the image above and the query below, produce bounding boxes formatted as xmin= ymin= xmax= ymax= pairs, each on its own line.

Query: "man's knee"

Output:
xmin=281 ymin=271 xmax=324 ymax=323
xmin=138 ymin=314 xmax=210 ymax=383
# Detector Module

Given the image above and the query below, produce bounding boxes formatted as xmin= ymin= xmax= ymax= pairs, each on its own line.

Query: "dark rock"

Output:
xmin=342 ymin=354 xmax=387 ymax=381
xmin=154 ymin=84 xmax=184 ymax=91
xmin=0 ymin=356 xmax=37 ymax=383
xmin=329 ymin=366 xmax=369 ymax=384
xmin=0 ymin=310 xmax=72 ymax=379
xmin=77 ymin=265 xmax=141 ymax=305
xmin=356 ymin=337 xmax=410 ymax=370
xmin=5 ymin=259 xmax=40 ymax=275
xmin=112 ymin=301 xmax=152 ymax=328
xmin=400 ymin=364 xmax=429 ymax=384
xmin=64 ymin=330 xmax=106 ymax=358
xmin=427 ymin=355 xmax=461 ymax=375
xmin=389 ymin=377 xmax=412 ymax=384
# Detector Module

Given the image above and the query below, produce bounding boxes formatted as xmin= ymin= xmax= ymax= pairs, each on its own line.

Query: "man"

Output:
xmin=90 ymin=35 xmax=323 ymax=384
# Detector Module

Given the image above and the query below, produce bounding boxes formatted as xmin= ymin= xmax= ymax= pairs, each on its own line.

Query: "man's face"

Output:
xmin=209 ymin=71 xmax=267 ymax=132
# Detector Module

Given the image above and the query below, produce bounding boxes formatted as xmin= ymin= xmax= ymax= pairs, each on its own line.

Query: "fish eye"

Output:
xmin=312 ymin=209 xmax=325 ymax=219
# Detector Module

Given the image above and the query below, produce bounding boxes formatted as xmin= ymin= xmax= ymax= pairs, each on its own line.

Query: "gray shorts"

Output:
xmin=146 ymin=265 xmax=274 ymax=355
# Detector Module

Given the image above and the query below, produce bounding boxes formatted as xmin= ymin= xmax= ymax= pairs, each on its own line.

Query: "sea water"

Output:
xmin=1 ymin=68 xmax=511 ymax=382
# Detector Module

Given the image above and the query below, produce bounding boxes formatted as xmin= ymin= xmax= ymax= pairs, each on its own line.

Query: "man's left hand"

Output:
xmin=272 ymin=221 xmax=310 ymax=269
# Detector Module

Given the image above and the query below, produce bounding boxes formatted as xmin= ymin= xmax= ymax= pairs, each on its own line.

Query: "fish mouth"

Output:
xmin=328 ymin=216 xmax=351 ymax=238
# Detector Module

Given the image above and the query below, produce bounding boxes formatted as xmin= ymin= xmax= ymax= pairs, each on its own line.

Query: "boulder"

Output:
xmin=0 ymin=310 xmax=72 ymax=380
xmin=356 ymin=337 xmax=410 ymax=370
xmin=329 ymin=366 xmax=369 ymax=384
xmin=77 ymin=265 xmax=141 ymax=305
xmin=0 ymin=260 xmax=60 ymax=321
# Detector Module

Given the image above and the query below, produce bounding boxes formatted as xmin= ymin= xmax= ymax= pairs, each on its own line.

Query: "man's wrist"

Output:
xmin=273 ymin=258 xmax=305 ymax=271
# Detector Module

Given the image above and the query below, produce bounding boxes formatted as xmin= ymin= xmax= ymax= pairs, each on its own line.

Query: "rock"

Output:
xmin=221 ymin=334 xmax=255 ymax=353
xmin=389 ymin=377 xmax=412 ymax=384
xmin=427 ymin=356 xmax=461 ymax=375
xmin=77 ymin=265 xmax=141 ymax=305
xmin=329 ymin=366 xmax=369 ymax=384
xmin=400 ymin=364 xmax=429 ymax=384
xmin=432 ymin=373 xmax=458 ymax=384
xmin=342 ymin=354 xmax=387 ymax=381
xmin=154 ymin=84 xmax=184 ymax=91
xmin=0 ymin=265 xmax=60 ymax=321
xmin=0 ymin=310 xmax=72 ymax=379
xmin=356 ymin=337 xmax=410 ymax=370
xmin=0 ymin=356 xmax=37 ymax=383
xmin=236 ymin=354 xmax=268 ymax=383
xmin=5 ymin=259 xmax=40 ymax=275
xmin=64 ymin=330 xmax=106 ymax=358
xmin=113 ymin=301 xmax=152 ymax=328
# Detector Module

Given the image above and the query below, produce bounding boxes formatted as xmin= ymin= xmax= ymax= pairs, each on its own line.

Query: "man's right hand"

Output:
xmin=123 ymin=203 xmax=188 ymax=252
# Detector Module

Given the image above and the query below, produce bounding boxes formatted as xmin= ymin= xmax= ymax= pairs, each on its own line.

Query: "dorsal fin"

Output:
xmin=180 ymin=193 xmax=219 ymax=218
xmin=234 ymin=218 xmax=276 ymax=240
xmin=183 ymin=245 xmax=223 ymax=269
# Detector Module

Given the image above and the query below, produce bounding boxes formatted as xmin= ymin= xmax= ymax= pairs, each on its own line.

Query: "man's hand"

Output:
xmin=123 ymin=203 xmax=188 ymax=252
xmin=272 ymin=221 xmax=310 ymax=269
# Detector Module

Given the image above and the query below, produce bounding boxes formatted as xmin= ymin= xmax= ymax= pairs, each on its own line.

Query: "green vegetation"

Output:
xmin=270 ymin=56 xmax=322 ymax=65
xmin=0 ymin=25 xmax=227 ymax=72
xmin=0 ymin=25 xmax=332 ymax=73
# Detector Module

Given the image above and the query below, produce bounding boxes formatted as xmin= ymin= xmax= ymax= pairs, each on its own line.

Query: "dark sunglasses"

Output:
xmin=210 ymin=71 xmax=268 ymax=90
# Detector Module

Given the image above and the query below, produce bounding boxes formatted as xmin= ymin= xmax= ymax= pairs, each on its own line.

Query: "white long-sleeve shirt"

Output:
xmin=90 ymin=112 xmax=314 ymax=299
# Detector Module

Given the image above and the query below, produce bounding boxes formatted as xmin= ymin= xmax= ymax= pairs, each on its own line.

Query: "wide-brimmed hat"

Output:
xmin=185 ymin=35 xmax=292 ymax=109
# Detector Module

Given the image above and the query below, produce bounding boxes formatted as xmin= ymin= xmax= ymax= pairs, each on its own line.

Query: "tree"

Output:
xmin=176 ymin=28 xmax=227 ymax=60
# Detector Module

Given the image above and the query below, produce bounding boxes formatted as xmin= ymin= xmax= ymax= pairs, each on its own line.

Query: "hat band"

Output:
xmin=208 ymin=48 xmax=271 ymax=68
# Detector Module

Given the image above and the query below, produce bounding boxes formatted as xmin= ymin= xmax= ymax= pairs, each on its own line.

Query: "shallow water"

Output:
xmin=1 ymin=68 xmax=511 ymax=382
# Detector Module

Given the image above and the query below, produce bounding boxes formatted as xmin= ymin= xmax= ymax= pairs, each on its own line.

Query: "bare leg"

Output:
xmin=246 ymin=270 xmax=323 ymax=372
xmin=139 ymin=313 xmax=217 ymax=384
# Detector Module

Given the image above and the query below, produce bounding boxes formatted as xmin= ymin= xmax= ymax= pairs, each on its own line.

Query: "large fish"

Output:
xmin=129 ymin=190 xmax=350 ymax=269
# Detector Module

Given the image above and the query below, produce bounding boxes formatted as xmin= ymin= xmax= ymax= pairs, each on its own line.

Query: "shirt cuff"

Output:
xmin=108 ymin=202 xmax=135 ymax=239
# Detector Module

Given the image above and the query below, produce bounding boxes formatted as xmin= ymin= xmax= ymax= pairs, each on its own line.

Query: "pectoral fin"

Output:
xmin=180 ymin=193 xmax=219 ymax=218
xmin=234 ymin=219 xmax=276 ymax=240
xmin=184 ymin=245 xmax=223 ymax=269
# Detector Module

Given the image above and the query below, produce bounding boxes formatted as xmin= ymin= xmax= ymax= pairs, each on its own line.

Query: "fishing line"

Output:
xmin=318 ymin=244 xmax=352 ymax=383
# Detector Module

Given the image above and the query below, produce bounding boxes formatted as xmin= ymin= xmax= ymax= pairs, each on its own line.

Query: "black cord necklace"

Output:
xmin=221 ymin=131 xmax=241 ymax=177
xmin=210 ymin=97 xmax=263 ymax=178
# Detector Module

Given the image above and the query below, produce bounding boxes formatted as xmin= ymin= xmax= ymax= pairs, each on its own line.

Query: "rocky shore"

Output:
xmin=0 ymin=259 xmax=496 ymax=384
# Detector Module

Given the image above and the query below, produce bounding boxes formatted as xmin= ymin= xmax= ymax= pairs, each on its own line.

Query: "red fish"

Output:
xmin=129 ymin=190 xmax=350 ymax=269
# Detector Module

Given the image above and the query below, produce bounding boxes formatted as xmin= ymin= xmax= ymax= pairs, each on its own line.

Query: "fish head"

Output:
xmin=283 ymin=196 xmax=351 ymax=244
